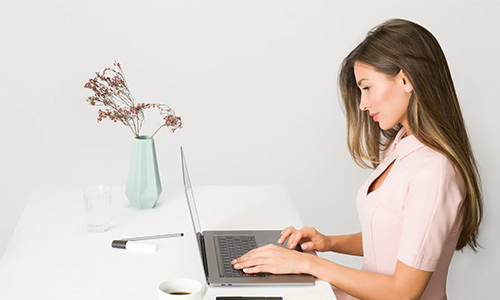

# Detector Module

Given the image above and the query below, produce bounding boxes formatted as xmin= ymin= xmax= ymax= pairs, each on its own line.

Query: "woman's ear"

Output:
xmin=400 ymin=70 xmax=413 ymax=93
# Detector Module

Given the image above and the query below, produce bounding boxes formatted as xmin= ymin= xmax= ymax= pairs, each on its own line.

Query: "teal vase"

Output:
xmin=125 ymin=136 xmax=162 ymax=209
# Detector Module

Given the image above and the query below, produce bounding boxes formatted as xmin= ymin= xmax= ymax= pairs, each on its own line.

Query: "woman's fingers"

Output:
xmin=232 ymin=244 xmax=274 ymax=269
xmin=231 ymin=244 xmax=304 ymax=274
xmin=233 ymin=257 xmax=271 ymax=270
xmin=240 ymin=265 xmax=264 ymax=274
xmin=233 ymin=244 xmax=271 ymax=263
xmin=279 ymin=226 xmax=319 ymax=250
xmin=286 ymin=230 xmax=305 ymax=249
xmin=278 ymin=226 xmax=296 ymax=245
xmin=300 ymin=241 xmax=314 ymax=251
xmin=287 ymin=226 xmax=316 ymax=249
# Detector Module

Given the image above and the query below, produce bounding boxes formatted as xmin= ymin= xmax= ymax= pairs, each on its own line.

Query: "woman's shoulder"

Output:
xmin=383 ymin=130 xmax=461 ymax=183
xmin=402 ymin=142 xmax=465 ymax=193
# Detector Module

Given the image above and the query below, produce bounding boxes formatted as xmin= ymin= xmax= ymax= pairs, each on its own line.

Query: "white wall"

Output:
xmin=1 ymin=0 xmax=499 ymax=298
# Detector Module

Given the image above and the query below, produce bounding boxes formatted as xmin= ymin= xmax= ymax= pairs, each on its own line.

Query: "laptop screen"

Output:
xmin=181 ymin=147 xmax=203 ymax=235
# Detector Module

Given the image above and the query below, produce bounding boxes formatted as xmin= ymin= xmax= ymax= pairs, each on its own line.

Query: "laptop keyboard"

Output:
xmin=215 ymin=235 xmax=266 ymax=278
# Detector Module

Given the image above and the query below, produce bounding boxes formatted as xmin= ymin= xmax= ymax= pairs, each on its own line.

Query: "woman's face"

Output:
xmin=354 ymin=61 xmax=413 ymax=132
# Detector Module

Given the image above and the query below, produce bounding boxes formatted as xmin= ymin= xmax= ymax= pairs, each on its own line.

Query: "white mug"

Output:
xmin=158 ymin=278 xmax=206 ymax=300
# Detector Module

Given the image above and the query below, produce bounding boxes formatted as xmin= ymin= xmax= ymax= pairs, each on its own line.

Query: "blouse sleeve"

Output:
xmin=397 ymin=155 xmax=466 ymax=272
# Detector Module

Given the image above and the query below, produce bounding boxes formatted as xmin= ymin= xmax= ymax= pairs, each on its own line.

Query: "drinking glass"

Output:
xmin=83 ymin=185 xmax=111 ymax=233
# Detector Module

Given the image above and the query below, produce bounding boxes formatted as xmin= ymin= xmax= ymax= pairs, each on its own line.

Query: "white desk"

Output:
xmin=0 ymin=185 xmax=336 ymax=299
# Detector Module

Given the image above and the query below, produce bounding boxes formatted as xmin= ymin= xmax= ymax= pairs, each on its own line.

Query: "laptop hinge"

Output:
xmin=198 ymin=233 xmax=209 ymax=279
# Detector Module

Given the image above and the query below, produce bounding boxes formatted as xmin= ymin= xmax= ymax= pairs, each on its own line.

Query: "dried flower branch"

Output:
xmin=84 ymin=61 xmax=182 ymax=138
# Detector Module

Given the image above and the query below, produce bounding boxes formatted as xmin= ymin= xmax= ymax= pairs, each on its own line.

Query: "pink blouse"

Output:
xmin=334 ymin=128 xmax=466 ymax=300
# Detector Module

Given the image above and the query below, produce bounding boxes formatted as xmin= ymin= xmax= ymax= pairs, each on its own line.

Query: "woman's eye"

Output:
xmin=362 ymin=87 xmax=370 ymax=91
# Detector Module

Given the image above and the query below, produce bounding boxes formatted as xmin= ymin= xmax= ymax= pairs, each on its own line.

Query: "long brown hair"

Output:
xmin=338 ymin=19 xmax=482 ymax=251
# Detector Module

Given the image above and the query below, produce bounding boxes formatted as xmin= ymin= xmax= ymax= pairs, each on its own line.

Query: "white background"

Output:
xmin=1 ymin=0 xmax=499 ymax=298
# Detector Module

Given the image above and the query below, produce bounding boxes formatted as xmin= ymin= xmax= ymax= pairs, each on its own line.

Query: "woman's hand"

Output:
xmin=279 ymin=226 xmax=331 ymax=252
xmin=231 ymin=243 xmax=312 ymax=274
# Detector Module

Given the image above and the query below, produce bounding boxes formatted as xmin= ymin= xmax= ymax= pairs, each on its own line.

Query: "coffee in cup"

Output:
xmin=158 ymin=278 xmax=205 ymax=300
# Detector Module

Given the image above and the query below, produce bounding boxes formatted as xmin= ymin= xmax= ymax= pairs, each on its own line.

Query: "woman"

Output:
xmin=232 ymin=19 xmax=483 ymax=300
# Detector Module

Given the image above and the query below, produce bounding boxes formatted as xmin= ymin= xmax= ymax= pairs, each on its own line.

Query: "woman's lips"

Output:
xmin=370 ymin=113 xmax=379 ymax=122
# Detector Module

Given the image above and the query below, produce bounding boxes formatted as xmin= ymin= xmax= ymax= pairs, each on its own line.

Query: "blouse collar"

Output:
xmin=390 ymin=127 xmax=426 ymax=161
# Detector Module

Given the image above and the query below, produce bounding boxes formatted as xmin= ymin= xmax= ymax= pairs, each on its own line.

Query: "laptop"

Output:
xmin=180 ymin=147 xmax=315 ymax=286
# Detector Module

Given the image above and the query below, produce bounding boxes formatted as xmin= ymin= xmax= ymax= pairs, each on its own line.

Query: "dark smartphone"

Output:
xmin=215 ymin=297 xmax=283 ymax=300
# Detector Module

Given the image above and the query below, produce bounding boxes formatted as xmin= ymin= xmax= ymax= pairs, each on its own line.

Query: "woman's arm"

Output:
xmin=306 ymin=256 xmax=431 ymax=300
xmin=327 ymin=232 xmax=363 ymax=256
xmin=234 ymin=246 xmax=431 ymax=300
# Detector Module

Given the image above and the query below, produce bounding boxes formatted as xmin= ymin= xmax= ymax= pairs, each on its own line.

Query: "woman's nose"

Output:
xmin=359 ymin=96 xmax=371 ymax=111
